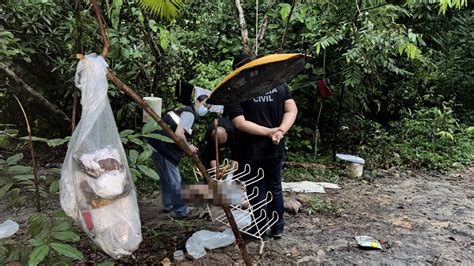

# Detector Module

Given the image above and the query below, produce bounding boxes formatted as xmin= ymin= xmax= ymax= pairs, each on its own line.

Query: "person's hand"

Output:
xmin=271 ymin=130 xmax=284 ymax=144
xmin=267 ymin=127 xmax=280 ymax=138
xmin=189 ymin=144 xmax=199 ymax=154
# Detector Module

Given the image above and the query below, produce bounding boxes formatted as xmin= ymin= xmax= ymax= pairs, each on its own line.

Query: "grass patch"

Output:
xmin=307 ymin=197 xmax=342 ymax=216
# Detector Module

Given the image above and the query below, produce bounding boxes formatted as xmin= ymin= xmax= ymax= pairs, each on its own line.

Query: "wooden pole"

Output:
xmin=214 ymin=119 xmax=220 ymax=177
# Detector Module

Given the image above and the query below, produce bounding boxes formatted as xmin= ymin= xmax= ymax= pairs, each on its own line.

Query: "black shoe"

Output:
xmin=172 ymin=209 xmax=201 ymax=220
xmin=162 ymin=208 xmax=172 ymax=214
xmin=272 ymin=232 xmax=283 ymax=239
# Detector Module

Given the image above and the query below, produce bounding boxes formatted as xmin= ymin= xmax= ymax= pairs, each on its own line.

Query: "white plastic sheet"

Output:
xmin=185 ymin=228 xmax=235 ymax=259
xmin=282 ymin=181 xmax=340 ymax=193
xmin=59 ymin=54 xmax=142 ymax=259
xmin=0 ymin=220 xmax=19 ymax=239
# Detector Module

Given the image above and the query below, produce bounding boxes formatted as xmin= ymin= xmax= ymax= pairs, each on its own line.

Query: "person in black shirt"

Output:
xmin=225 ymin=54 xmax=298 ymax=239
xmin=200 ymin=117 xmax=236 ymax=170
xmin=148 ymin=94 xmax=211 ymax=218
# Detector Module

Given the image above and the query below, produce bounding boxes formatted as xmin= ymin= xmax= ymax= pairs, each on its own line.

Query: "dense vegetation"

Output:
xmin=1 ymin=0 xmax=472 ymax=173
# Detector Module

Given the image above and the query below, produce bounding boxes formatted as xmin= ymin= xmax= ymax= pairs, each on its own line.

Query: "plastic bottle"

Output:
xmin=173 ymin=250 xmax=185 ymax=262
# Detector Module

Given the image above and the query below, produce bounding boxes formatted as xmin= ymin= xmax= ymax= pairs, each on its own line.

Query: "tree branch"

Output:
xmin=91 ymin=0 xmax=110 ymax=58
xmin=280 ymin=0 xmax=297 ymax=49
xmin=235 ymin=0 xmax=250 ymax=54
xmin=252 ymin=15 xmax=269 ymax=55
xmin=0 ymin=63 xmax=72 ymax=126
xmin=72 ymin=0 xmax=83 ymax=133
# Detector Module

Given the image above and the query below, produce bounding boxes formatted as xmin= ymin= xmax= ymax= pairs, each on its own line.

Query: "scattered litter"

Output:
xmin=336 ymin=154 xmax=365 ymax=164
xmin=173 ymin=250 xmax=185 ymax=262
xmin=336 ymin=154 xmax=365 ymax=178
xmin=290 ymin=246 xmax=301 ymax=257
xmin=354 ymin=235 xmax=382 ymax=250
xmin=160 ymin=257 xmax=171 ymax=266
xmin=282 ymin=181 xmax=340 ymax=193
xmin=231 ymin=209 xmax=252 ymax=229
xmin=185 ymin=228 xmax=235 ymax=259
xmin=0 ymin=220 xmax=19 ymax=239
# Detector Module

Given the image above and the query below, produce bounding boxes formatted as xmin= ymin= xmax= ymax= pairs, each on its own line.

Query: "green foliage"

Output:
xmin=307 ymin=197 xmax=342 ymax=216
xmin=121 ymin=120 xmax=172 ymax=190
xmin=360 ymin=102 xmax=474 ymax=171
xmin=137 ymin=0 xmax=185 ymax=20
xmin=190 ymin=60 xmax=233 ymax=89
xmin=0 ymin=30 xmax=31 ymax=62
xmin=0 ymin=152 xmax=35 ymax=208
xmin=0 ymin=0 xmax=472 ymax=174
xmin=0 ymin=211 xmax=83 ymax=265
xmin=0 ymin=151 xmax=61 ymax=209
xmin=27 ymin=211 xmax=83 ymax=265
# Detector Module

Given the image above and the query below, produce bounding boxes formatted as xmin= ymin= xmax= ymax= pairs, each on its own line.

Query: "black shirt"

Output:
xmin=147 ymin=106 xmax=195 ymax=166
xmin=225 ymin=84 xmax=292 ymax=161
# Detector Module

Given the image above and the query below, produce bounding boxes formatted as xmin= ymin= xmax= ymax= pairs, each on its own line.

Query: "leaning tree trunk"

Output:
xmin=0 ymin=63 xmax=72 ymax=127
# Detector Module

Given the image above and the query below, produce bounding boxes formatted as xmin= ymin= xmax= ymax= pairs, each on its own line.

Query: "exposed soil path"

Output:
xmin=1 ymin=166 xmax=472 ymax=264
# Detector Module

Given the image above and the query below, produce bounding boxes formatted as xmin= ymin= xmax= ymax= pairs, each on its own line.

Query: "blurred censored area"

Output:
xmin=181 ymin=181 xmax=246 ymax=206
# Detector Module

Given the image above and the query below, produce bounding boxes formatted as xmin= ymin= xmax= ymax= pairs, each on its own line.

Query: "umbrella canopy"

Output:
xmin=207 ymin=53 xmax=307 ymax=105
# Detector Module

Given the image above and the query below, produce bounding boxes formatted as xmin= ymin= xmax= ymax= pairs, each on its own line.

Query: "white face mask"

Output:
xmin=196 ymin=105 xmax=208 ymax=116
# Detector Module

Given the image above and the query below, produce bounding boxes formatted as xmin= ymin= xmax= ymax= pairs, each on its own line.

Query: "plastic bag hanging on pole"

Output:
xmin=59 ymin=54 xmax=142 ymax=259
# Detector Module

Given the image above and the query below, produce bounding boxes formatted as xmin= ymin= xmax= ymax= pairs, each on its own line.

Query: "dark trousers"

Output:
xmin=240 ymin=157 xmax=284 ymax=235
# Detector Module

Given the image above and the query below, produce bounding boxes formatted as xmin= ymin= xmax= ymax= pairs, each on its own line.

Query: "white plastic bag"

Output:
xmin=59 ymin=54 xmax=142 ymax=259
xmin=0 ymin=220 xmax=19 ymax=239
xmin=185 ymin=228 xmax=235 ymax=259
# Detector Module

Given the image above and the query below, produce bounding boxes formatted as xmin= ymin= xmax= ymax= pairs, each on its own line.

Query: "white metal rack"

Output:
xmin=193 ymin=159 xmax=279 ymax=250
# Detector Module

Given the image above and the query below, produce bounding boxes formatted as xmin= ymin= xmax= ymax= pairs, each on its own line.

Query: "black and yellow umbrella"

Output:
xmin=207 ymin=53 xmax=307 ymax=105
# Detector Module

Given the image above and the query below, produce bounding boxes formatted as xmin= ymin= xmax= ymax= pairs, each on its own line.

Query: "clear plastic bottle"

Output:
xmin=173 ymin=250 xmax=185 ymax=262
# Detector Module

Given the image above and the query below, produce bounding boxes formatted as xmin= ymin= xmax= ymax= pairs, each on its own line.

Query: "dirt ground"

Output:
xmin=1 ymin=165 xmax=473 ymax=264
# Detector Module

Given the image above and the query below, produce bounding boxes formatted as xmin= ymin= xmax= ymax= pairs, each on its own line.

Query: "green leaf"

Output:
xmin=129 ymin=150 xmax=139 ymax=165
xmin=48 ymin=168 xmax=62 ymax=175
xmin=280 ymin=3 xmax=291 ymax=21
xmin=159 ymin=27 xmax=170 ymax=50
xmin=50 ymin=179 xmax=59 ymax=194
xmin=52 ymin=231 xmax=80 ymax=242
xmin=50 ymin=243 xmax=84 ymax=261
xmin=53 ymin=210 xmax=69 ymax=219
xmin=120 ymin=129 xmax=135 ymax=138
xmin=138 ymin=149 xmax=153 ymax=163
xmin=129 ymin=137 xmax=144 ymax=146
xmin=6 ymin=153 xmax=23 ymax=165
xmin=13 ymin=174 xmax=34 ymax=181
xmin=52 ymin=220 xmax=72 ymax=232
xmin=143 ymin=133 xmax=174 ymax=143
xmin=111 ymin=0 xmax=123 ymax=30
xmin=97 ymin=261 xmax=115 ymax=266
xmin=29 ymin=238 xmax=46 ymax=247
xmin=142 ymin=120 xmax=161 ymax=134
xmin=130 ymin=167 xmax=143 ymax=181
xmin=148 ymin=19 xmax=159 ymax=32
xmin=28 ymin=245 xmax=49 ymax=266
xmin=0 ymin=182 xmax=13 ymax=197
xmin=137 ymin=0 xmax=185 ymax=20
xmin=28 ymin=213 xmax=48 ymax=238
xmin=137 ymin=165 xmax=160 ymax=180
xmin=8 ymin=165 xmax=32 ymax=174
xmin=47 ymin=138 xmax=70 ymax=147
